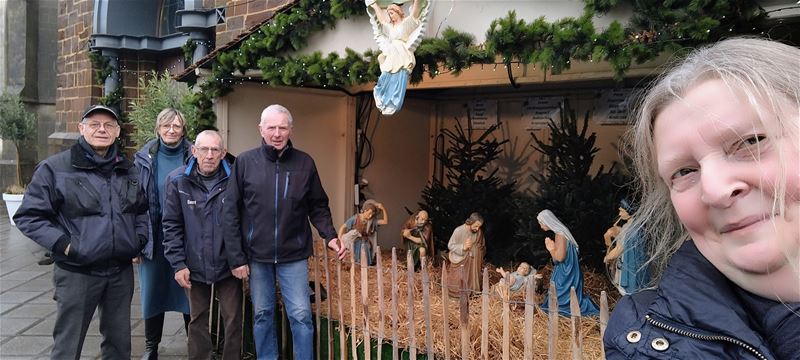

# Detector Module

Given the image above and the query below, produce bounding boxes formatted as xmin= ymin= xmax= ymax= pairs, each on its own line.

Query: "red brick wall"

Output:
xmin=205 ymin=0 xmax=294 ymax=47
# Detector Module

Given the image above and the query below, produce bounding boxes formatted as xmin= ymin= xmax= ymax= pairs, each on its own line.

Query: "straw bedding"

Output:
xmin=309 ymin=245 xmax=622 ymax=359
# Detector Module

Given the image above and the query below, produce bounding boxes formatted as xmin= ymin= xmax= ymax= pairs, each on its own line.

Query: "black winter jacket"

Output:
xmin=604 ymin=240 xmax=799 ymax=359
xmin=162 ymin=157 xmax=232 ymax=284
xmin=223 ymin=141 xmax=337 ymax=268
xmin=14 ymin=143 xmax=148 ymax=276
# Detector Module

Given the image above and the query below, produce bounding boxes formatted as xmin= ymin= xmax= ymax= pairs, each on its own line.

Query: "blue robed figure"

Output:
xmin=537 ymin=209 xmax=599 ymax=316
xmin=604 ymin=200 xmax=651 ymax=295
xmin=366 ymin=0 xmax=430 ymax=115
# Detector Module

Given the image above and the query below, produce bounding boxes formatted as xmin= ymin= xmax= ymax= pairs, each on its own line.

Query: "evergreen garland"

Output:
xmin=188 ymin=0 xmax=767 ymax=131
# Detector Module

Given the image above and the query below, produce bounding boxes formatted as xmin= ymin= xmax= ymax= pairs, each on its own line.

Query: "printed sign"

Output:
xmin=595 ymin=89 xmax=634 ymax=125
xmin=522 ymin=97 xmax=563 ymax=130
xmin=468 ymin=99 xmax=498 ymax=130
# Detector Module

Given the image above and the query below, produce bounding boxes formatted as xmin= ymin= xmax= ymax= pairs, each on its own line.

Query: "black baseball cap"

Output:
xmin=82 ymin=104 xmax=120 ymax=122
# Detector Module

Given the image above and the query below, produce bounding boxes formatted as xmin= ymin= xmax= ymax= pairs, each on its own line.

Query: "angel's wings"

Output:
xmin=367 ymin=0 xmax=431 ymax=53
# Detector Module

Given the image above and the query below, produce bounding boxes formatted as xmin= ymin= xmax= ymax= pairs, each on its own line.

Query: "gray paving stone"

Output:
xmin=0 ymin=270 xmax=48 ymax=282
xmin=0 ymin=335 xmax=52 ymax=355
xmin=10 ymin=280 xmax=53 ymax=293
xmin=0 ymin=291 xmax=41 ymax=304
xmin=0 ymin=302 xmax=22 ymax=314
xmin=0 ymin=317 xmax=39 ymax=335
xmin=0 ymin=279 xmax=25 ymax=292
xmin=27 ymin=291 xmax=55 ymax=305
xmin=21 ymin=318 xmax=54 ymax=336
xmin=3 ymin=304 xmax=57 ymax=318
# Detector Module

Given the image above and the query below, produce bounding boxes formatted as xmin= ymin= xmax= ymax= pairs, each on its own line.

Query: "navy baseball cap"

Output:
xmin=82 ymin=104 xmax=120 ymax=121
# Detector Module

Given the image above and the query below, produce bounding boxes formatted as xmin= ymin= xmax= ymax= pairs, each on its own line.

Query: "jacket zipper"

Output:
xmin=645 ymin=315 xmax=768 ymax=360
xmin=274 ymin=162 xmax=280 ymax=264
xmin=108 ymin=176 xmax=116 ymax=264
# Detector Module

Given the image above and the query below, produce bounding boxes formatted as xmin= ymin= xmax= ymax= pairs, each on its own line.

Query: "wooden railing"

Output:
xmin=307 ymin=245 xmax=610 ymax=360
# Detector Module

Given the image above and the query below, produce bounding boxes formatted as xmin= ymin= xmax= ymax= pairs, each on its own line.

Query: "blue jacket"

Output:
xmin=604 ymin=240 xmax=799 ymax=359
xmin=162 ymin=157 xmax=232 ymax=284
xmin=14 ymin=143 xmax=148 ymax=276
xmin=223 ymin=141 xmax=337 ymax=268
xmin=133 ymin=138 xmax=192 ymax=259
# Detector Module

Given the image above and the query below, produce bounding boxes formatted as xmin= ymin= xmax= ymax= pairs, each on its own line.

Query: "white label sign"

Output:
xmin=468 ymin=99 xmax=498 ymax=130
xmin=595 ymin=89 xmax=634 ymax=124
xmin=522 ymin=97 xmax=563 ymax=130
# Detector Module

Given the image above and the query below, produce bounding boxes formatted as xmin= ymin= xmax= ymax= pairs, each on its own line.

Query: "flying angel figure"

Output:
xmin=366 ymin=0 xmax=430 ymax=115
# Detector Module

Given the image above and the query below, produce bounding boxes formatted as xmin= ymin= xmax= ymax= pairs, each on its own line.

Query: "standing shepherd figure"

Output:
xmin=366 ymin=0 xmax=430 ymax=115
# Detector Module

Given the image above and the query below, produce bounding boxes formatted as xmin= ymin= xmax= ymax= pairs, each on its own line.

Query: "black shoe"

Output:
xmin=141 ymin=342 xmax=158 ymax=360
xmin=37 ymin=254 xmax=54 ymax=266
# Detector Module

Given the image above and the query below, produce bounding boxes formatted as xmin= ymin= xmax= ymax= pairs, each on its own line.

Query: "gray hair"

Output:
xmin=260 ymin=104 xmax=294 ymax=127
xmin=154 ymin=108 xmax=187 ymax=137
xmin=625 ymin=37 xmax=800 ymax=284
xmin=536 ymin=209 xmax=579 ymax=250
xmin=195 ymin=130 xmax=224 ymax=148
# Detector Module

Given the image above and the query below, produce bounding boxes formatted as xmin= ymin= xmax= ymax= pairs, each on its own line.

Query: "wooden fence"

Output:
xmin=306 ymin=245 xmax=610 ymax=360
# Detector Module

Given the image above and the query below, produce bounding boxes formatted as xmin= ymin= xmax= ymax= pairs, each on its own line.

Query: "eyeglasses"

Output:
xmin=195 ymin=147 xmax=222 ymax=155
xmin=159 ymin=124 xmax=183 ymax=132
xmin=82 ymin=122 xmax=119 ymax=131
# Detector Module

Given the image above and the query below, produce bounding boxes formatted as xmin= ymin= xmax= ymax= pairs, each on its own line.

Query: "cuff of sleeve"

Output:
xmin=53 ymin=235 xmax=70 ymax=254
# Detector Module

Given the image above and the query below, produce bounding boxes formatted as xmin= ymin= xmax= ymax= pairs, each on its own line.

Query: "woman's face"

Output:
xmin=158 ymin=115 xmax=184 ymax=146
xmin=388 ymin=7 xmax=402 ymax=23
xmin=653 ymin=79 xmax=799 ymax=283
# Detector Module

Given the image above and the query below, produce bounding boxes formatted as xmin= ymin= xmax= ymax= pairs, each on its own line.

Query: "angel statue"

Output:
xmin=366 ymin=0 xmax=430 ymax=115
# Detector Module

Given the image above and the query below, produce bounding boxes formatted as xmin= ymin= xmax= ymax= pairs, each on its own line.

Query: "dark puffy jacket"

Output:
xmin=162 ymin=157 xmax=232 ymax=284
xmin=133 ymin=138 xmax=192 ymax=259
xmin=14 ymin=143 xmax=148 ymax=276
xmin=223 ymin=141 xmax=337 ymax=268
xmin=604 ymin=240 xmax=798 ymax=359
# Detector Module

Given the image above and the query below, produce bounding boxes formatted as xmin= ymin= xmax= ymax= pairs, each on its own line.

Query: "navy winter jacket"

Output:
xmin=223 ymin=141 xmax=337 ymax=268
xmin=133 ymin=138 xmax=192 ymax=259
xmin=604 ymin=240 xmax=799 ymax=359
xmin=162 ymin=157 xmax=233 ymax=284
xmin=14 ymin=143 xmax=148 ymax=276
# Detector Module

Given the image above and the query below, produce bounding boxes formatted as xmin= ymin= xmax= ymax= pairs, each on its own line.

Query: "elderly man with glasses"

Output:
xmin=14 ymin=104 xmax=149 ymax=359
xmin=162 ymin=130 xmax=243 ymax=360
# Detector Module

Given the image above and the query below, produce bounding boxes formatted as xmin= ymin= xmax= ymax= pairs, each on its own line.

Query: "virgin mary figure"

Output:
xmin=366 ymin=0 xmax=430 ymax=115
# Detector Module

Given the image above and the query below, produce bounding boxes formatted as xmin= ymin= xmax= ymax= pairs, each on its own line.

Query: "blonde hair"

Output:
xmin=625 ymin=37 xmax=800 ymax=285
xmin=154 ymin=108 xmax=187 ymax=137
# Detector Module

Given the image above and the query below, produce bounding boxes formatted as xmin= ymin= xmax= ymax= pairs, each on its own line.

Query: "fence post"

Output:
xmin=459 ymin=265 xmax=470 ymax=360
xmin=391 ymin=248 xmax=399 ymax=360
xmin=406 ymin=251 xmax=417 ymax=360
xmin=362 ymin=249 xmax=371 ymax=360
xmin=481 ymin=268 xmax=489 ymax=360
xmin=600 ymin=290 xmax=609 ymax=360
xmin=570 ymin=287 xmax=583 ymax=360
xmin=523 ymin=269 xmax=536 ymax=360
xmin=336 ymin=255 xmax=346 ymax=360
xmin=420 ymin=255 xmax=434 ymax=359
xmin=502 ymin=272 xmax=511 ymax=360
xmin=350 ymin=250 xmax=358 ymax=360
xmin=441 ymin=263 xmax=450 ymax=360
xmin=376 ymin=247 xmax=385 ymax=360
xmin=323 ymin=245 xmax=333 ymax=360
xmin=548 ymin=282 xmax=558 ymax=360
xmin=313 ymin=253 xmax=322 ymax=360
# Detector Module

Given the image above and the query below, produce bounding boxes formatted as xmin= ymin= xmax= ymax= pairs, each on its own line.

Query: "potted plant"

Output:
xmin=0 ymin=92 xmax=36 ymax=226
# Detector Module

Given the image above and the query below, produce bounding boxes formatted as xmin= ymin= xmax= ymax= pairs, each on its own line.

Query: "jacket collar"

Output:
xmin=183 ymin=156 xmax=232 ymax=179
xmin=649 ymin=240 xmax=775 ymax=357
xmin=69 ymin=142 xmax=132 ymax=171
xmin=260 ymin=139 xmax=294 ymax=162
xmin=140 ymin=137 xmax=193 ymax=160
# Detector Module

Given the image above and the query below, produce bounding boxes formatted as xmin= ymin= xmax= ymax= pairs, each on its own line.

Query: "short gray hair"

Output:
xmin=260 ymin=104 xmax=294 ymax=127
xmin=195 ymin=130 xmax=224 ymax=148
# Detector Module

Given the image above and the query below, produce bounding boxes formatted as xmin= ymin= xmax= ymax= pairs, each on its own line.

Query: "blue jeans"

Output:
xmin=249 ymin=259 xmax=313 ymax=360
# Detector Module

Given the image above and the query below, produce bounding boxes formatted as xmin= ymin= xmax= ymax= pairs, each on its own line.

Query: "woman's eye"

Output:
xmin=731 ymin=134 xmax=767 ymax=159
xmin=671 ymin=167 xmax=696 ymax=179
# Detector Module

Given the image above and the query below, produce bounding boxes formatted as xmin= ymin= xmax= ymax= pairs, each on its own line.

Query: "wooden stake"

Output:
xmin=323 ymin=244 xmax=333 ymax=360
xmin=391 ymin=248 xmax=399 ymax=360
xmin=599 ymin=290 xmax=609 ymax=360
xmin=570 ymin=287 xmax=583 ymax=360
xmin=350 ymin=250 xmax=357 ymax=360
xmin=502 ymin=272 xmax=510 ymax=360
xmin=376 ymin=247 xmax=385 ymax=360
xmin=523 ymin=269 xmax=536 ymax=360
xmin=481 ymin=268 xmax=489 ymax=360
xmin=441 ymin=262 xmax=450 ymax=360
xmin=420 ymin=255 xmax=434 ymax=359
xmin=313 ymin=252 xmax=322 ymax=360
xmin=548 ymin=282 xmax=558 ymax=360
xmin=406 ymin=250 xmax=417 ymax=360
xmin=459 ymin=266 xmax=470 ymax=360
xmin=336 ymin=255 xmax=346 ymax=360
xmin=362 ymin=249 xmax=371 ymax=360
